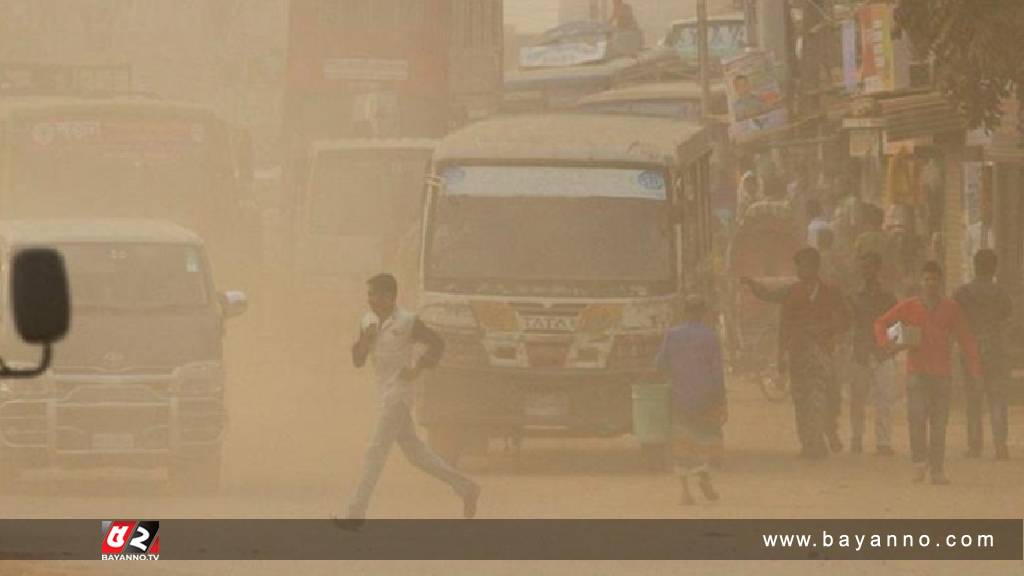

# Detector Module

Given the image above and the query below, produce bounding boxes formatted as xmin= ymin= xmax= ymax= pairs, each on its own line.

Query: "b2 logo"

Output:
xmin=101 ymin=521 xmax=160 ymax=560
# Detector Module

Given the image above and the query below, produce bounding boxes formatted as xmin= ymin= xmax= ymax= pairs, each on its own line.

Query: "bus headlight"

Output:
xmin=576 ymin=304 xmax=622 ymax=334
xmin=470 ymin=301 xmax=518 ymax=332
xmin=620 ymin=302 xmax=672 ymax=330
xmin=419 ymin=302 xmax=478 ymax=330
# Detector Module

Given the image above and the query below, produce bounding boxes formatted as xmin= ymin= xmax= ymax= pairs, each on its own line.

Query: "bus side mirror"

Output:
xmin=220 ymin=291 xmax=248 ymax=320
xmin=2 ymin=249 xmax=70 ymax=378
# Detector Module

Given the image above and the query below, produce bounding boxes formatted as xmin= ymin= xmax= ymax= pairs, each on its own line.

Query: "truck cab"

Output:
xmin=0 ymin=220 xmax=246 ymax=493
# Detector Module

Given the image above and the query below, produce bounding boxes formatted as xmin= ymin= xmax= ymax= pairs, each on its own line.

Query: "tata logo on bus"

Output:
xmin=519 ymin=315 xmax=577 ymax=333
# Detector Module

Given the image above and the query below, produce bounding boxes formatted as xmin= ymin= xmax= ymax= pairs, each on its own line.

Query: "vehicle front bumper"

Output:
xmin=0 ymin=373 xmax=225 ymax=466
xmin=416 ymin=365 xmax=659 ymax=437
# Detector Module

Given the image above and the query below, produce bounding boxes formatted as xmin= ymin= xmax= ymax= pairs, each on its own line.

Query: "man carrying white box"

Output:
xmin=874 ymin=262 xmax=982 ymax=485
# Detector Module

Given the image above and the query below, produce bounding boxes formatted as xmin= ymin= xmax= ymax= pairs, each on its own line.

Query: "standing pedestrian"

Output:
xmin=608 ymin=0 xmax=638 ymax=30
xmin=848 ymin=252 xmax=898 ymax=455
xmin=816 ymin=228 xmax=842 ymax=286
xmin=854 ymin=204 xmax=888 ymax=260
xmin=806 ymin=199 xmax=833 ymax=250
xmin=954 ymin=249 xmax=1014 ymax=460
xmin=736 ymin=168 xmax=765 ymax=220
xmin=874 ymin=262 xmax=982 ymax=484
xmin=744 ymin=248 xmax=851 ymax=459
xmin=341 ymin=274 xmax=481 ymax=522
xmin=656 ymin=296 xmax=727 ymax=505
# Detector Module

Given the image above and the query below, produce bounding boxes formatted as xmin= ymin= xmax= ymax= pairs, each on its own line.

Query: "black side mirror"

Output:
xmin=2 ymin=248 xmax=70 ymax=378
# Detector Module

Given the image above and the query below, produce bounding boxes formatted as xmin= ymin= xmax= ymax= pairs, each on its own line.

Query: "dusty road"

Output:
xmin=2 ymin=278 xmax=1022 ymax=575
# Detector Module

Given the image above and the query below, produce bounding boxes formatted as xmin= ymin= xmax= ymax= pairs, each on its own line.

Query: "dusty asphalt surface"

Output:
xmin=2 ymin=277 xmax=1022 ymax=576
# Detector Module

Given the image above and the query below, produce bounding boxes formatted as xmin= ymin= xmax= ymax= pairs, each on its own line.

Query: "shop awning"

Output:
xmin=841 ymin=91 xmax=967 ymax=143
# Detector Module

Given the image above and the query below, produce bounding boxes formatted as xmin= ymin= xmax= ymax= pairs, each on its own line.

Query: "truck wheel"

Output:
xmin=427 ymin=425 xmax=466 ymax=468
xmin=169 ymin=448 xmax=223 ymax=495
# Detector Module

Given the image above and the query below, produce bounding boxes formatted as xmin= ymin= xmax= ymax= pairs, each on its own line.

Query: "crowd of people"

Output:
xmin=335 ymin=158 xmax=1015 ymax=516
xmin=654 ymin=158 xmax=1017 ymax=504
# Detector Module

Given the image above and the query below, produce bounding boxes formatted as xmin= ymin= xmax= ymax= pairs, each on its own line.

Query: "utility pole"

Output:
xmin=697 ymin=0 xmax=711 ymax=120
xmin=743 ymin=0 xmax=759 ymax=49
xmin=799 ymin=0 xmax=830 ymax=116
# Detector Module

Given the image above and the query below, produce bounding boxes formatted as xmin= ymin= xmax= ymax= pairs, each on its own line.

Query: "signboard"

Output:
xmin=723 ymin=50 xmax=788 ymax=141
xmin=519 ymin=40 xmax=608 ymax=69
xmin=858 ymin=3 xmax=909 ymax=94
xmin=963 ymin=161 xmax=985 ymax=225
xmin=849 ymin=128 xmax=881 ymax=158
xmin=842 ymin=18 xmax=860 ymax=93
xmin=0 ymin=62 xmax=132 ymax=95
xmin=22 ymin=118 xmax=208 ymax=162
xmin=962 ymin=162 xmax=994 ymax=285
xmin=669 ymin=21 xmax=746 ymax=62
xmin=323 ymin=59 xmax=409 ymax=82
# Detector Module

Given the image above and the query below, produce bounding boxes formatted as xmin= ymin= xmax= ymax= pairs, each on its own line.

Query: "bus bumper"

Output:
xmin=416 ymin=366 xmax=659 ymax=437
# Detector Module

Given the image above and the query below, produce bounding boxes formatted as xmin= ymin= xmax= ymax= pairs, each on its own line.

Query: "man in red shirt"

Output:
xmin=875 ymin=262 xmax=982 ymax=485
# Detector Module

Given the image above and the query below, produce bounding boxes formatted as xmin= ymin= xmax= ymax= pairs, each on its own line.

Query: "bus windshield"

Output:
xmin=58 ymin=243 xmax=209 ymax=311
xmin=425 ymin=165 xmax=675 ymax=294
xmin=307 ymin=149 xmax=429 ymax=237
xmin=6 ymin=115 xmax=226 ymax=219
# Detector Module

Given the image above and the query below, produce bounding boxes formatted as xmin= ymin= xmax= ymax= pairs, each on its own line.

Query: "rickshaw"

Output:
xmin=723 ymin=200 xmax=802 ymax=401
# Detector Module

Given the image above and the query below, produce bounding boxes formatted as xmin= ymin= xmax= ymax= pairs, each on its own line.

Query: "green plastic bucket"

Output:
xmin=631 ymin=383 xmax=672 ymax=442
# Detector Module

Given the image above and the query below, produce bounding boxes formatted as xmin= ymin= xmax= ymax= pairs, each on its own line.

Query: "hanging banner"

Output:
xmin=860 ymin=4 xmax=893 ymax=93
xmin=859 ymin=3 xmax=911 ymax=94
xmin=723 ymin=50 xmax=788 ymax=142
xmin=842 ymin=18 xmax=860 ymax=93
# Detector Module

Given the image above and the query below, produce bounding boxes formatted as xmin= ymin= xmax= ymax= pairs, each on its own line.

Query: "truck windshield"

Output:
xmin=307 ymin=150 xmax=429 ymax=237
xmin=7 ymin=116 xmax=224 ymax=219
xmin=58 ymin=243 xmax=209 ymax=310
xmin=426 ymin=165 xmax=675 ymax=294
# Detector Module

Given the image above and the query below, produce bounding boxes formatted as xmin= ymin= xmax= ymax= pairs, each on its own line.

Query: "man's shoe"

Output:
xmin=462 ymin=484 xmax=481 ymax=519
xmin=995 ymin=445 xmax=1010 ymax=461
xmin=331 ymin=514 xmax=366 ymax=532
xmin=930 ymin=472 xmax=950 ymax=485
xmin=698 ymin=474 xmax=720 ymax=502
xmin=876 ymin=445 xmax=895 ymax=457
xmin=964 ymin=447 xmax=982 ymax=459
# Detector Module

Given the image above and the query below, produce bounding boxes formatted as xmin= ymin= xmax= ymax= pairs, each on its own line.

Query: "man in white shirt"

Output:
xmin=806 ymin=198 xmax=833 ymax=250
xmin=736 ymin=170 xmax=765 ymax=219
xmin=341 ymin=274 xmax=480 ymax=522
